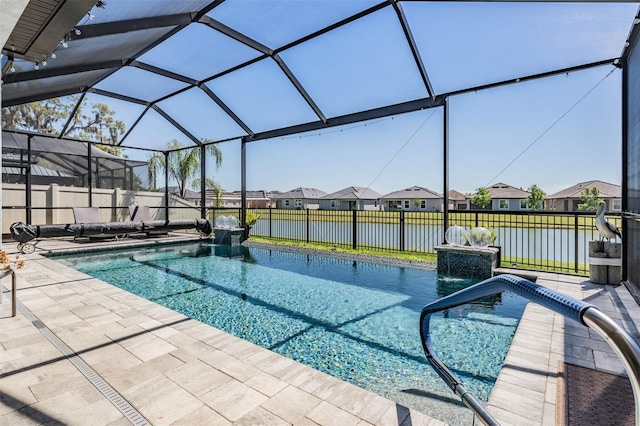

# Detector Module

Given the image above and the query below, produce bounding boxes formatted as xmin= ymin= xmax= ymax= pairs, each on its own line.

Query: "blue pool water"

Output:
xmin=53 ymin=242 xmax=527 ymax=424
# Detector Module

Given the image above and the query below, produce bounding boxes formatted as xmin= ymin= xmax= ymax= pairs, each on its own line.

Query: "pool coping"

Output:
xmin=2 ymin=236 xmax=638 ymax=425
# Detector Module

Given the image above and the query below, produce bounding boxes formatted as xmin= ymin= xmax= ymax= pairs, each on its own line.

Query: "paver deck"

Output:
xmin=1 ymin=235 xmax=638 ymax=425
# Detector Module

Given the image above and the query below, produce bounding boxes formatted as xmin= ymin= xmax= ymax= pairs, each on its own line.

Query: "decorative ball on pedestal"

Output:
xmin=467 ymin=227 xmax=492 ymax=248
xmin=445 ymin=225 xmax=468 ymax=246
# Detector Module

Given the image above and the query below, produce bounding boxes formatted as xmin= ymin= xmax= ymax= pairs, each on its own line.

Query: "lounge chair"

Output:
xmin=72 ymin=207 xmax=119 ymax=241
xmin=128 ymin=205 xmax=168 ymax=237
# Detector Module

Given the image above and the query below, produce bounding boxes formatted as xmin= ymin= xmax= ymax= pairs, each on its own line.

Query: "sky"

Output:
xmin=4 ymin=1 xmax=639 ymax=197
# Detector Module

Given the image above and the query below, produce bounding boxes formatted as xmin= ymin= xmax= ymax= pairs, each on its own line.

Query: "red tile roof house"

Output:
xmin=271 ymin=187 xmax=329 ymax=209
xmin=546 ymin=180 xmax=622 ymax=212
xmin=471 ymin=182 xmax=532 ymax=211
xmin=319 ymin=186 xmax=382 ymax=210
xmin=380 ymin=186 xmax=443 ymax=211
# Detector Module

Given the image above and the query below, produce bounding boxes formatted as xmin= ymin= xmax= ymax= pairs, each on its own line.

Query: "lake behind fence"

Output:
xmin=211 ymin=208 xmax=622 ymax=276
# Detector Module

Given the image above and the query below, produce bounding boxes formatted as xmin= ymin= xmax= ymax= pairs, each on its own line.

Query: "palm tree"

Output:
xmin=148 ymin=139 xmax=222 ymax=198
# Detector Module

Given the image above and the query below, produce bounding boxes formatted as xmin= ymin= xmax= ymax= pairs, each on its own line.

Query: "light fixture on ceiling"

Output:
xmin=50 ymin=53 xmax=56 ymax=59
xmin=61 ymin=39 xmax=69 ymax=48
xmin=88 ymin=12 xmax=95 ymax=20
xmin=10 ymin=65 xmax=16 ymax=73
xmin=634 ymin=18 xmax=640 ymax=25
xmin=34 ymin=62 xmax=40 ymax=70
xmin=74 ymin=28 xmax=81 ymax=36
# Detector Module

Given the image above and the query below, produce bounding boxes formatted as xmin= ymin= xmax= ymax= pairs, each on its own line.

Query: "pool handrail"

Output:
xmin=419 ymin=273 xmax=640 ymax=426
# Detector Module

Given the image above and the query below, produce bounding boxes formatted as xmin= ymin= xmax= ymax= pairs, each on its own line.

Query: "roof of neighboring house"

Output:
xmin=547 ymin=180 xmax=622 ymax=199
xmin=272 ymin=187 xmax=329 ymax=199
xmin=485 ymin=182 xmax=530 ymax=199
xmin=380 ymin=186 xmax=442 ymax=199
xmin=321 ymin=186 xmax=382 ymax=200
xmin=164 ymin=187 xmax=216 ymax=200
xmin=170 ymin=187 xmax=201 ymax=200
xmin=448 ymin=189 xmax=467 ymax=201
xmin=217 ymin=190 xmax=272 ymax=200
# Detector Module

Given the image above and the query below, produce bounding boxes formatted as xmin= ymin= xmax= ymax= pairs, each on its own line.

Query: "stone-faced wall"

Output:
xmin=436 ymin=245 xmax=499 ymax=280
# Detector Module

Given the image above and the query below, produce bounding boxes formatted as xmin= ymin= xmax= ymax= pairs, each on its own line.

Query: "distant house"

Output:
xmin=546 ymin=180 xmax=622 ymax=212
xmin=319 ymin=186 xmax=382 ymax=210
xmin=166 ymin=187 xmax=273 ymax=207
xmin=380 ymin=186 xmax=443 ymax=211
xmin=165 ymin=187 xmax=205 ymax=205
xmin=272 ymin=187 xmax=328 ymax=209
xmin=448 ymin=190 xmax=469 ymax=210
xmin=217 ymin=190 xmax=273 ymax=208
xmin=472 ymin=183 xmax=531 ymax=211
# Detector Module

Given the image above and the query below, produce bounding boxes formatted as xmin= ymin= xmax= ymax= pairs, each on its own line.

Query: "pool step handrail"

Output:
xmin=419 ymin=274 xmax=640 ymax=426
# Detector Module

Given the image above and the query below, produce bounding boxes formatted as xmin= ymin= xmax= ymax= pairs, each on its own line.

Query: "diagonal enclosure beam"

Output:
xmin=87 ymin=88 xmax=150 ymax=106
xmin=390 ymin=0 xmax=435 ymax=98
xmin=198 ymin=16 xmax=273 ymax=55
xmin=130 ymin=60 xmax=198 ymax=85
xmin=118 ymin=106 xmax=151 ymax=146
xmin=620 ymin=7 xmax=640 ymax=60
xmin=274 ymin=1 xmax=390 ymax=55
xmin=199 ymin=84 xmax=255 ymax=136
xmin=151 ymin=105 xmax=202 ymax=146
xmin=273 ymin=54 xmax=327 ymax=124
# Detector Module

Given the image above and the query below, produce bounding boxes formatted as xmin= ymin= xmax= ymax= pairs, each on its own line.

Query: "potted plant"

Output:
xmin=244 ymin=211 xmax=261 ymax=235
xmin=488 ymin=229 xmax=501 ymax=267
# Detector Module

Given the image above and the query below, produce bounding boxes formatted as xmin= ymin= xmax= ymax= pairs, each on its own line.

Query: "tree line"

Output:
xmin=470 ymin=185 xmax=602 ymax=211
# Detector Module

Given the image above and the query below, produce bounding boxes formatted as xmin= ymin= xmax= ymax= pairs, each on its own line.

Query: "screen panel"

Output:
xmin=624 ymin=26 xmax=640 ymax=296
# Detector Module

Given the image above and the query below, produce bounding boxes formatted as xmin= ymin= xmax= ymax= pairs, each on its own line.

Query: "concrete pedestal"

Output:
xmin=436 ymin=245 xmax=500 ymax=280
xmin=213 ymin=227 xmax=246 ymax=245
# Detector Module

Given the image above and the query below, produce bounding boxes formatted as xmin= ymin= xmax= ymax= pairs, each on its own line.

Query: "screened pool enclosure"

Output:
xmin=2 ymin=1 xmax=640 ymax=297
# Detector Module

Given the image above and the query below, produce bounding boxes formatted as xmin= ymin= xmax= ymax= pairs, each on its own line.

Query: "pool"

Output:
xmin=53 ymin=242 xmax=527 ymax=425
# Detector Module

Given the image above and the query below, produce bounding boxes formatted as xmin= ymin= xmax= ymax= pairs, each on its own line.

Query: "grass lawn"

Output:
xmin=247 ymin=236 xmax=438 ymax=264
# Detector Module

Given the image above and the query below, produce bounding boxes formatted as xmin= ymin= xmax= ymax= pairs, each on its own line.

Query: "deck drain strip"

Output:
xmin=15 ymin=298 xmax=151 ymax=426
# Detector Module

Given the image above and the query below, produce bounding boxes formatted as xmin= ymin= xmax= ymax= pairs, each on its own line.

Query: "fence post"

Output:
xmin=269 ymin=207 xmax=272 ymax=238
xmin=574 ymin=213 xmax=579 ymax=274
xmin=306 ymin=209 xmax=310 ymax=243
xmin=352 ymin=209 xmax=357 ymax=250
xmin=475 ymin=211 xmax=479 ymax=228
xmin=400 ymin=210 xmax=405 ymax=251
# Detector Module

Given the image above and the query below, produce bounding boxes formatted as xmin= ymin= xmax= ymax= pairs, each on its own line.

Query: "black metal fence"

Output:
xmin=209 ymin=208 xmax=622 ymax=276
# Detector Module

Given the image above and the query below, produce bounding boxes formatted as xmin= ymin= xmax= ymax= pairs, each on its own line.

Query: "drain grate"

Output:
xmin=17 ymin=299 xmax=151 ymax=426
